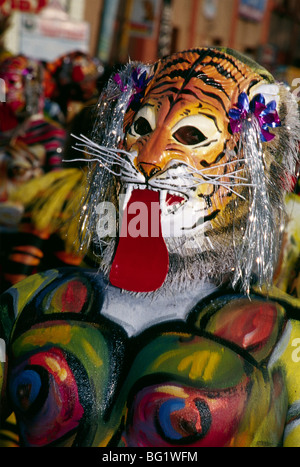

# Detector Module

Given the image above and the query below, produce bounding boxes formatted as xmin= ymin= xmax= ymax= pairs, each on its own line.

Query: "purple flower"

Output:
xmin=113 ymin=73 xmax=128 ymax=92
xmin=228 ymin=92 xmax=249 ymax=134
xmin=229 ymin=92 xmax=281 ymax=142
xmin=22 ymin=67 xmax=34 ymax=77
xmin=113 ymin=67 xmax=152 ymax=110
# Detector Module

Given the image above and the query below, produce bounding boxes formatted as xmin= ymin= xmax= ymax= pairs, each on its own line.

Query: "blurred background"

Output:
xmin=1 ymin=0 xmax=300 ymax=82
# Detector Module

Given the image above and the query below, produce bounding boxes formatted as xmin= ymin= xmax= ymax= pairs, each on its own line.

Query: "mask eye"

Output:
xmin=134 ymin=116 xmax=152 ymax=136
xmin=128 ymin=104 xmax=156 ymax=141
xmin=173 ymin=126 xmax=207 ymax=146
xmin=171 ymin=114 xmax=220 ymax=148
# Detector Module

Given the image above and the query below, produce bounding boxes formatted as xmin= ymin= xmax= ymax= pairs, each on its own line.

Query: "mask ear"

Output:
xmin=249 ymin=82 xmax=280 ymax=106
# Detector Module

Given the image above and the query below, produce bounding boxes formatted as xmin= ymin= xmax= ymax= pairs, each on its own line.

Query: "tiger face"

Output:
xmin=119 ymin=50 xmax=282 ymax=256
xmin=123 ymin=52 xmax=258 ymax=239
xmin=78 ymin=48 xmax=299 ymax=293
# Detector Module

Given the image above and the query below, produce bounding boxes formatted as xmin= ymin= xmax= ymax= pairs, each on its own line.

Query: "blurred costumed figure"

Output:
xmin=0 ymin=55 xmax=68 ymax=289
xmin=0 ymin=55 xmax=66 ymax=208
xmin=0 ymin=53 xmax=106 ymax=289
xmin=44 ymin=50 xmax=104 ymax=126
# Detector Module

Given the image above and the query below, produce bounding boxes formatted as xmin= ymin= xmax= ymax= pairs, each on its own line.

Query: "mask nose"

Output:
xmin=138 ymin=162 xmax=161 ymax=180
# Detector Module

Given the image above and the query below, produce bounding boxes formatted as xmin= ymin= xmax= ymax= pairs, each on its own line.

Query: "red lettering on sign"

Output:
xmin=0 ymin=0 xmax=48 ymax=14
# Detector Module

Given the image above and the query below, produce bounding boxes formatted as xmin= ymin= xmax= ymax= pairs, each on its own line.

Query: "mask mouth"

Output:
xmin=120 ymin=183 xmax=188 ymax=217
xmin=161 ymin=190 xmax=187 ymax=215
xmin=119 ymin=180 xmax=209 ymax=241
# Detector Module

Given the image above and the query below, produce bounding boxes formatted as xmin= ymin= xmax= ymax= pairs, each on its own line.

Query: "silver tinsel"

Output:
xmin=77 ymin=62 xmax=152 ymax=253
xmin=232 ymin=84 xmax=300 ymax=294
xmin=232 ymin=115 xmax=278 ymax=293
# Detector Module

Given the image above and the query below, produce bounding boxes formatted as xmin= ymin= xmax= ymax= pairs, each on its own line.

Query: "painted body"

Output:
xmin=1 ymin=268 xmax=299 ymax=447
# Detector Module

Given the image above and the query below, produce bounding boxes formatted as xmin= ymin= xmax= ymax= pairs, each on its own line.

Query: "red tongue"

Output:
xmin=109 ymin=189 xmax=169 ymax=292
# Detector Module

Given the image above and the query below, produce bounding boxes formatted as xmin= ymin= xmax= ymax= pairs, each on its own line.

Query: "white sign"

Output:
xmin=19 ymin=12 xmax=90 ymax=61
xmin=130 ymin=0 xmax=162 ymax=39
xmin=0 ymin=79 xmax=6 ymax=102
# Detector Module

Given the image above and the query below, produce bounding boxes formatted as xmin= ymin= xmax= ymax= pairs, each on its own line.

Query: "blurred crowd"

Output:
xmin=0 ymin=48 xmax=106 ymax=202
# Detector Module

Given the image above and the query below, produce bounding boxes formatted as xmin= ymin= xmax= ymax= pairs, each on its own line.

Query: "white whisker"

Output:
xmin=68 ymin=135 xmax=251 ymax=203
xmin=68 ymin=147 xmax=140 ymax=183
xmin=202 ymin=159 xmax=246 ymax=171
xmin=71 ymin=134 xmax=142 ymax=182
xmin=180 ymin=175 xmax=254 ymax=189
xmin=72 ymin=133 xmax=135 ymax=161
xmin=151 ymin=180 xmax=198 ymax=191
xmin=179 ymin=159 xmax=253 ymax=199
xmin=204 ymin=169 xmax=246 ymax=179
xmin=188 ymin=172 xmax=247 ymax=182
xmin=76 ymin=149 xmax=123 ymax=167
xmin=183 ymin=159 xmax=246 ymax=174
xmin=186 ymin=166 xmax=246 ymax=179
xmin=74 ymin=142 xmax=134 ymax=170
xmin=70 ymin=137 xmax=138 ymax=176
xmin=71 ymin=147 xmax=122 ymax=176
xmin=64 ymin=158 xmax=102 ymax=164
xmin=173 ymin=174 xmax=248 ymax=199
xmin=181 ymin=173 xmax=253 ymax=185
xmin=184 ymin=177 xmax=247 ymax=199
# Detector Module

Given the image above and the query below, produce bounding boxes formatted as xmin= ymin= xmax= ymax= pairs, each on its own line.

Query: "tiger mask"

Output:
xmin=73 ymin=48 xmax=300 ymax=295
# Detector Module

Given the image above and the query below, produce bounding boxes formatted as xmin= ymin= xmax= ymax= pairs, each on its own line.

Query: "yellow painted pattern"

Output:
xmin=81 ymin=339 xmax=103 ymax=368
xmin=45 ymin=357 xmax=68 ymax=382
xmin=178 ymin=350 xmax=223 ymax=381
xmin=12 ymin=325 xmax=72 ymax=357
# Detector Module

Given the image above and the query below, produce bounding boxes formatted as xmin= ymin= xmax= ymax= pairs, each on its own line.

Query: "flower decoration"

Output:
xmin=113 ymin=73 xmax=128 ymax=93
xmin=229 ymin=92 xmax=281 ymax=142
xmin=21 ymin=67 xmax=38 ymax=82
xmin=113 ymin=67 xmax=152 ymax=110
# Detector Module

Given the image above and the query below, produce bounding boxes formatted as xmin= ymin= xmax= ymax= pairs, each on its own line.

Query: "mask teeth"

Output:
xmin=160 ymin=190 xmax=168 ymax=214
xmin=120 ymin=184 xmax=134 ymax=213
